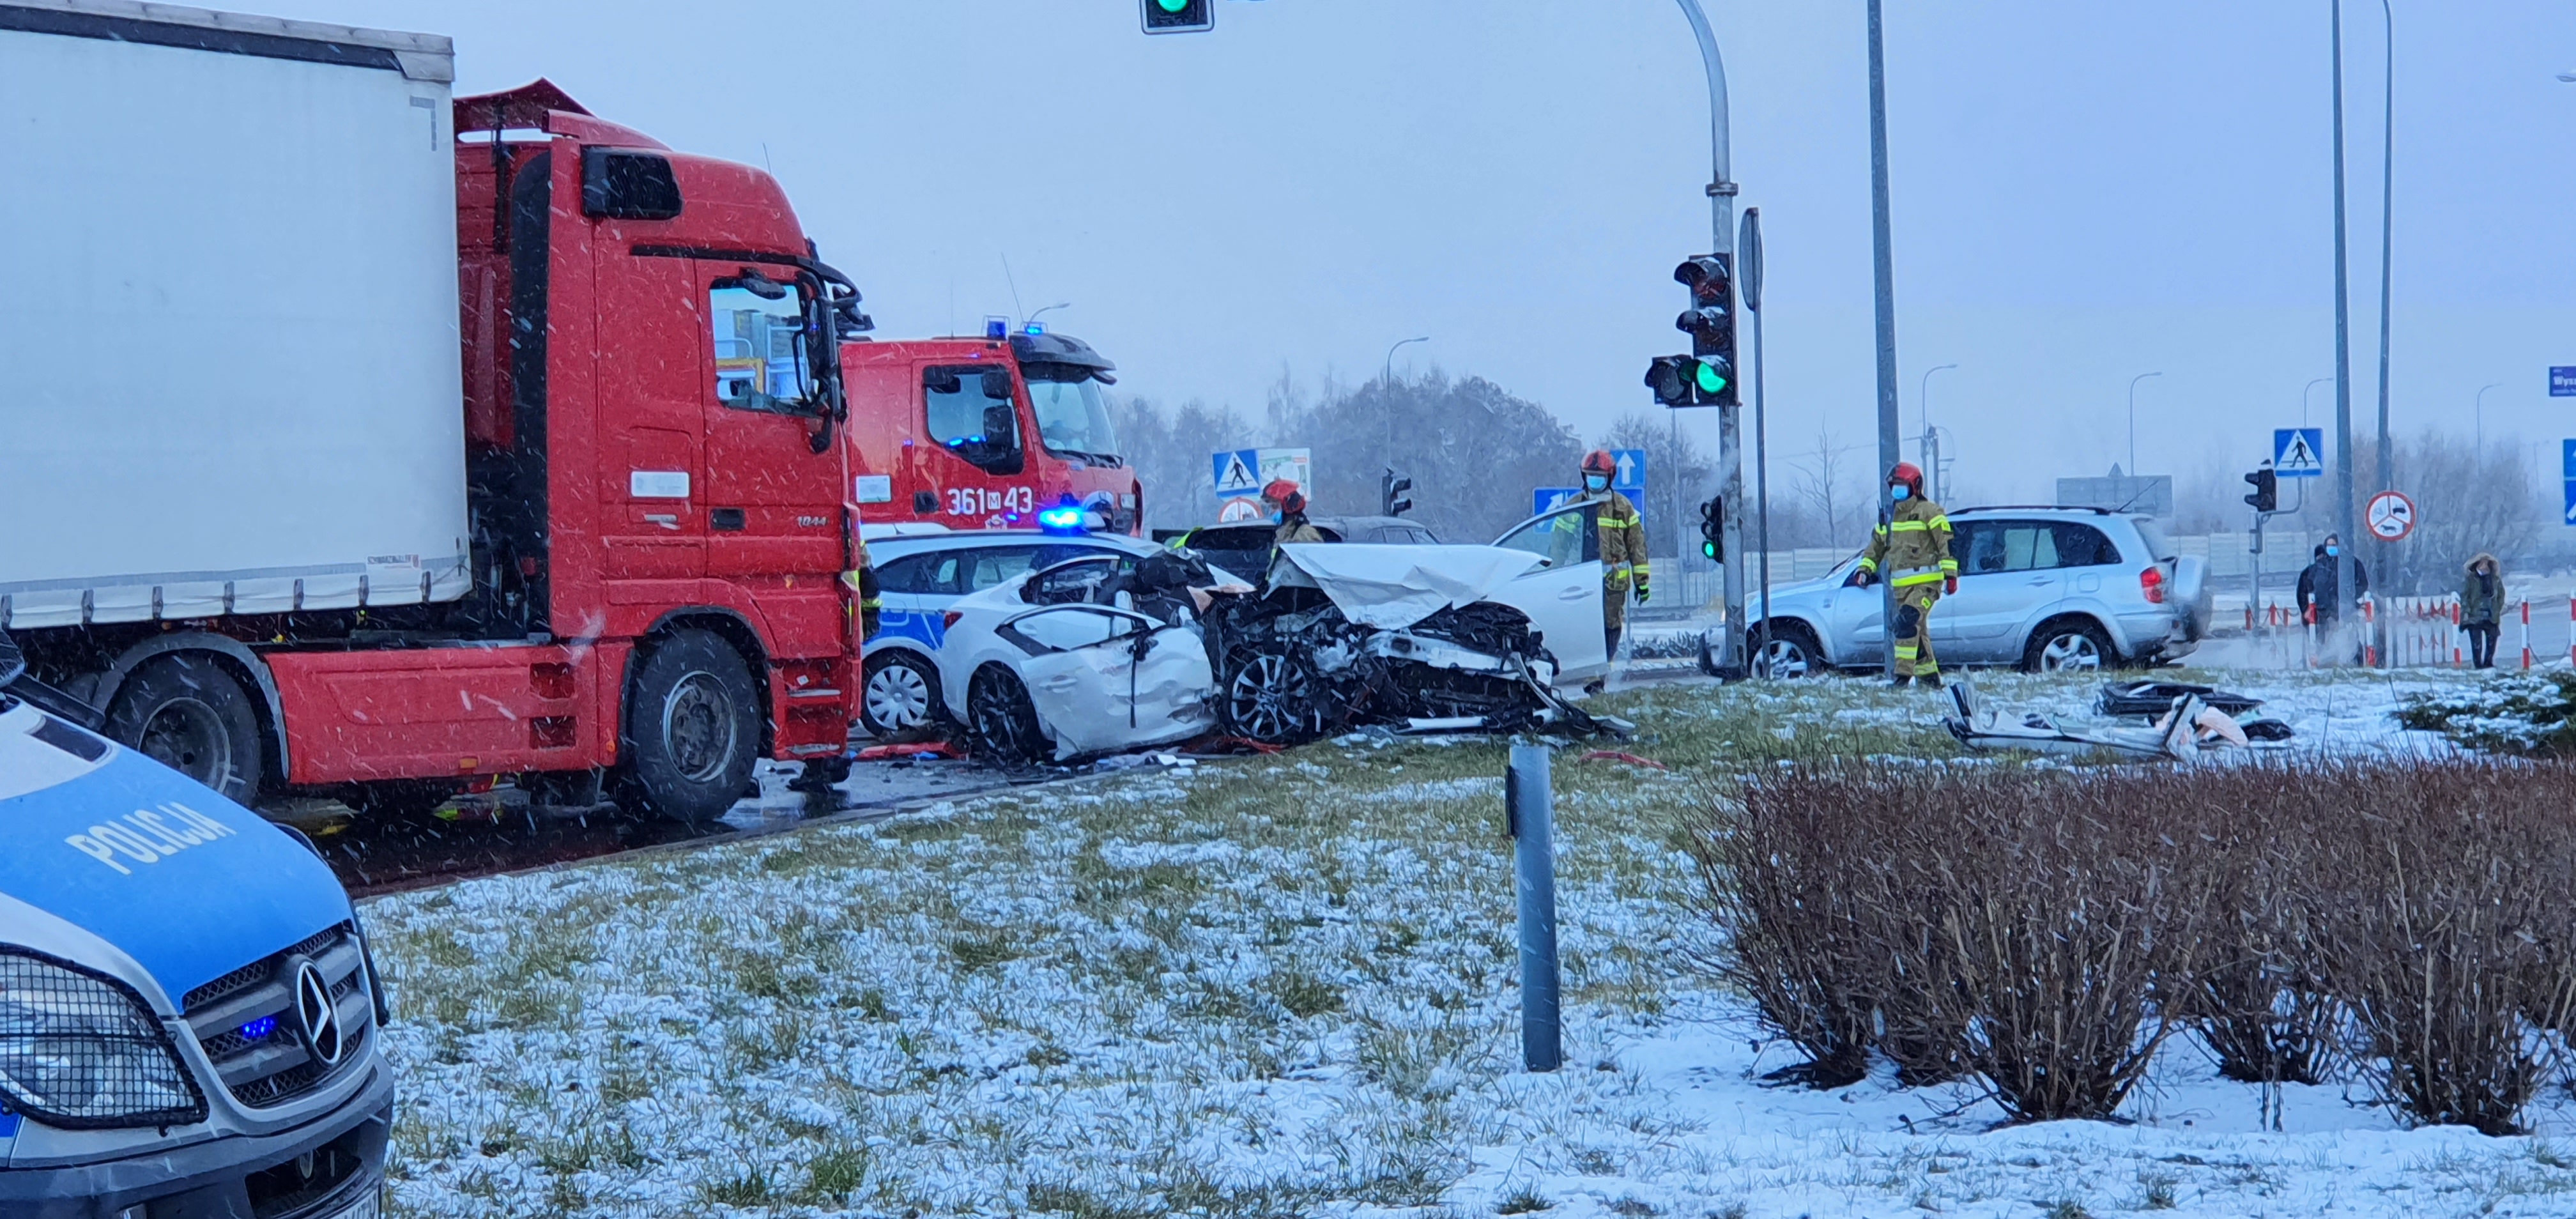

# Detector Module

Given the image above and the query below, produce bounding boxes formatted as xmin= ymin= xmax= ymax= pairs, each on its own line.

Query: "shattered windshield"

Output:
xmin=1024 ymin=368 xmax=1121 ymax=463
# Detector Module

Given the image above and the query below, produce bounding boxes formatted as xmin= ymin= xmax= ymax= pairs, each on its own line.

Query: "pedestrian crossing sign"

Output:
xmin=1213 ymin=448 xmax=1261 ymax=495
xmin=2273 ymin=428 xmax=2324 ymax=479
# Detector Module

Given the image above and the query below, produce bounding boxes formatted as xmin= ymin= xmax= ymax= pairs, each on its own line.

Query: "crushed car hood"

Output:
xmin=1274 ymin=544 xmax=1544 ymax=630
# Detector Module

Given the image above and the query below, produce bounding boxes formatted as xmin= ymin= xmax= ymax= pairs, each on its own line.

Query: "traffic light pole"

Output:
xmin=1866 ymin=0 xmax=1903 ymax=678
xmin=1672 ymin=0 xmax=1744 ymax=668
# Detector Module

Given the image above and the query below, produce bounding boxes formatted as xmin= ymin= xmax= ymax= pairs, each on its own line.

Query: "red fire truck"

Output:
xmin=8 ymin=56 xmax=864 ymax=825
xmin=839 ymin=329 xmax=1144 ymax=535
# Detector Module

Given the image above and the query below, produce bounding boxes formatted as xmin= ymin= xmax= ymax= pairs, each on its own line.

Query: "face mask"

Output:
xmin=1269 ymin=510 xmax=1284 ymax=525
xmin=1584 ymin=475 xmax=1609 ymax=493
xmin=2326 ymin=546 xmax=2340 ymax=557
xmin=1889 ymin=485 xmax=1910 ymax=502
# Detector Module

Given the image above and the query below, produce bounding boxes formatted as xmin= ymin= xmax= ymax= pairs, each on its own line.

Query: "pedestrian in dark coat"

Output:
xmin=2460 ymin=552 xmax=2504 ymax=669
xmin=2295 ymin=535 xmax=2370 ymax=625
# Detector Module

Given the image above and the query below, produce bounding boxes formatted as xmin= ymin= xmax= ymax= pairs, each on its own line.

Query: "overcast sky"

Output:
xmin=268 ymin=0 xmax=2576 ymax=503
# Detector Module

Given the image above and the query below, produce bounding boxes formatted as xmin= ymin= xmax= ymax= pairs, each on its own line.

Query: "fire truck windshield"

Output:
xmin=1025 ymin=371 xmax=1121 ymax=465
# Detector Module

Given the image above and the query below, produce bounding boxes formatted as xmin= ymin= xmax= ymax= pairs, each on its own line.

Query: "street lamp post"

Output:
xmin=1672 ymin=0 xmax=1745 ymax=668
xmin=2303 ymin=376 xmax=2332 ymax=427
xmin=2127 ymin=371 xmax=2163 ymax=476
xmin=2372 ymin=0 xmax=2394 ymax=503
xmin=1025 ymin=302 xmax=1071 ymax=329
xmin=2476 ymin=382 xmax=2503 ymax=454
xmin=1866 ymin=0 xmax=1902 ymax=677
xmin=1381 ymin=335 xmax=1429 ymax=469
xmin=1919 ymin=363 xmax=1957 ymax=502
xmin=2331 ymin=0 xmax=2361 ymax=662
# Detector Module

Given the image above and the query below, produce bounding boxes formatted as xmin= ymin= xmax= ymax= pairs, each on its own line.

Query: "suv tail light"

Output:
xmin=2139 ymin=565 xmax=2166 ymax=604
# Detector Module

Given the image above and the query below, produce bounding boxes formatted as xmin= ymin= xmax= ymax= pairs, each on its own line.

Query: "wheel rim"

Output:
xmin=2039 ymin=633 xmax=2103 ymax=671
xmin=1754 ymin=639 xmax=1811 ymax=679
xmin=139 ymin=698 xmax=231 ymax=788
xmin=1226 ymin=652 xmax=1314 ymax=742
xmin=866 ymin=662 xmax=932 ymax=728
xmin=659 ymin=670 xmax=739 ymax=783
xmin=970 ymin=677 xmax=1030 ymax=760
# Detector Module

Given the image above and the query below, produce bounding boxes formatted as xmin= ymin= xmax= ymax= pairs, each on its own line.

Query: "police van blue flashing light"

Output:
xmin=984 ymin=318 xmax=1009 ymax=340
xmin=239 ymin=1015 xmax=277 ymax=1041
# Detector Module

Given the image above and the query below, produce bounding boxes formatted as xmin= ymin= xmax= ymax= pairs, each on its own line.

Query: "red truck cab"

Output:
xmin=839 ymin=329 xmax=1143 ymax=535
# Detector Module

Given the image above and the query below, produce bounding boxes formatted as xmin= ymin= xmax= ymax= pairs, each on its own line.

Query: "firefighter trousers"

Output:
xmin=1892 ymin=584 xmax=1941 ymax=678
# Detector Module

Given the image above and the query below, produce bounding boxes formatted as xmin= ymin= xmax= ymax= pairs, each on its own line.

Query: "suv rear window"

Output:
xmin=2128 ymin=516 xmax=2175 ymax=562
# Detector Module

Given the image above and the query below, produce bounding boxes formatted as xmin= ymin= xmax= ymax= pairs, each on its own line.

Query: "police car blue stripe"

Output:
xmin=0 ymin=746 xmax=350 ymax=1004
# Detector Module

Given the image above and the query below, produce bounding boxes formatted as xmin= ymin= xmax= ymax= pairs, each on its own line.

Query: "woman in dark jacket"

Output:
xmin=2460 ymin=553 xmax=2504 ymax=669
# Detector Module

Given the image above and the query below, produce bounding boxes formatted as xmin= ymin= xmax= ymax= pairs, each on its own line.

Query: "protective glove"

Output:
xmin=1634 ymin=583 xmax=1652 ymax=604
xmin=1855 ymin=568 xmax=1877 ymax=588
xmin=1944 ymin=575 xmax=1958 ymax=595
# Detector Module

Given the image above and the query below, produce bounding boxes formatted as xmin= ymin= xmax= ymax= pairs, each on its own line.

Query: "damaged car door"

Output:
xmin=996 ymin=604 xmax=1213 ymax=756
xmin=1491 ymin=505 xmax=1611 ymax=683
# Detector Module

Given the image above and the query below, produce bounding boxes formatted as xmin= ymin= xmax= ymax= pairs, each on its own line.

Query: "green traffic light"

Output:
xmin=1701 ymin=540 xmax=1719 ymax=559
xmin=1156 ymin=0 xmax=1189 ymax=10
xmin=1694 ymin=360 xmax=1727 ymax=395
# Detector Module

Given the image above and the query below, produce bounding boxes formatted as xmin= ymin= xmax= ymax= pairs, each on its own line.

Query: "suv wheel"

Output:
xmin=1750 ymin=625 xmax=1822 ymax=679
xmin=2023 ymin=620 xmax=2115 ymax=673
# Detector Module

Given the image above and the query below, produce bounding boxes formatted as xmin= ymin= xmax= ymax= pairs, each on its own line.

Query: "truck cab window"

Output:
xmin=924 ymin=365 xmax=1023 ymax=475
xmin=710 ymin=278 xmax=817 ymax=414
xmin=1024 ymin=368 xmax=1121 ymax=464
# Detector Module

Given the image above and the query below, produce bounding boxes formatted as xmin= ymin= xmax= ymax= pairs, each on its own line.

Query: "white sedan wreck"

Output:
xmin=934 ymin=543 xmax=1625 ymax=764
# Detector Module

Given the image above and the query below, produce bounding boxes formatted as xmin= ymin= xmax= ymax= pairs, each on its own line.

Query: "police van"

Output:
xmin=0 ymin=627 xmax=391 ymax=1218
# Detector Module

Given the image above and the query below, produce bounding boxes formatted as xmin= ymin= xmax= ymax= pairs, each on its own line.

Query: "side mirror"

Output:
xmin=981 ymin=369 xmax=1014 ymax=401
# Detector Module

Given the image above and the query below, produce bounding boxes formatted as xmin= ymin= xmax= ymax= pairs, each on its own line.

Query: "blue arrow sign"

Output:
xmin=1611 ymin=448 xmax=1647 ymax=492
xmin=2273 ymin=428 xmax=2324 ymax=479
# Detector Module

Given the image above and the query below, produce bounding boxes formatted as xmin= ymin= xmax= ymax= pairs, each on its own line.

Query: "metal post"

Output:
xmin=1866 ymin=0 xmax=1902 ymax=675
xmin=1673 ymin=0 xmax=1741 ymax=666
xmin=2127 ymin=371 xmax=2163 ymax=477
xmin=1744 ymin=207 xmax=1771 ymax=675
xmin=1383 ymin=335 xmax=1428 ymax=471
xmin=1507 ymin=744 xmax=1561 ymax=1072
xmin=2373 ymin=0 xmax=2394 ymax=505
xmin=1919 ymin=362 xmax=1956 ymax=502
xmin=2475 ymin=383 xmax=2501 ymax=452
xmin=2331 ymin=0 xmax=2359 ymax=662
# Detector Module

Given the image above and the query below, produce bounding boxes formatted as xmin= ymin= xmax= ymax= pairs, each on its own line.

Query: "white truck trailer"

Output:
xmin=0 ymin=0 xmax=469 ymax=631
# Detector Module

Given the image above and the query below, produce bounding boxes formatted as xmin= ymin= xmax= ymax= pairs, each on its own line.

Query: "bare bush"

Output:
xmin=1682 ymin=774 xmax=1874 ymax=1087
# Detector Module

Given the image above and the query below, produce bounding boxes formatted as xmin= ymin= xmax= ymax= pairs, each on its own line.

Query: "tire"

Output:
xmin=1222 ymin=648 xmax=1324 ymax=745
xmin=859 ymin=650 xmax=942 ymax=737
xmin=104 ymin=653 xmax=265 ymax=804
xmin=2021 ymin=618 xmax=2117 ymax=673
xmin=965 ymin=666 xmax=1049 ymax=766
xmin=620 ymin=629 xmax=762 ymax=827
xmin=1750 ymin=624 xmax=1823 ymax=679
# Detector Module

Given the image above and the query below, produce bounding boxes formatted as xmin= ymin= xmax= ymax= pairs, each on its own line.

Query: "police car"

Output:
xmin=0 ymin=629 xmax=391 ymax=1218
xmin=860 ymin=523 xmax=1243 ymax=735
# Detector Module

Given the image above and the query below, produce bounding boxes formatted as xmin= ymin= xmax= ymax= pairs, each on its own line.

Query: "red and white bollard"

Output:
xmin=2523 ymin=599 xmax=2534 ymax=670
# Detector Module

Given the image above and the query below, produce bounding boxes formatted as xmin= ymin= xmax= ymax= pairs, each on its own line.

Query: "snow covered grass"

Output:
xmin=367 ymin=666 xmax=2562 ymax=1218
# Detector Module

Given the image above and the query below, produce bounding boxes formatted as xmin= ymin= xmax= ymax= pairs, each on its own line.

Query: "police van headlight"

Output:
xmin=0 ymin=949 xmax=206 ymax=1129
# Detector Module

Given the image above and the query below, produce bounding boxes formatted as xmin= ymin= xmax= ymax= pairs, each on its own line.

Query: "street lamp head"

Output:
xmin=2558 ymin=72 xmax=2576 ymax=82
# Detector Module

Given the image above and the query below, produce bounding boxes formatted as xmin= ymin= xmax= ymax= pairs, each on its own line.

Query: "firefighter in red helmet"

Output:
xmin=1552 ymin=449 xmax=1648 ymax=693
xmin=1854 ymin=461 xmax=1956 ymax=687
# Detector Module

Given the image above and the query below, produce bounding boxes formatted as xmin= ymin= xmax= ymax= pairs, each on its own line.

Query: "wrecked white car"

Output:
xmin=1207 ymin=544 xmax=1626 ymax=746
xmin=935 ymin=544 xmax=1624 ymax=764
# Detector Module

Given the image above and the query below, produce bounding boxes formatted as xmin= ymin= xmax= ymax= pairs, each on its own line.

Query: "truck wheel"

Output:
xmin=622 ymin=630 xmax=761 ymax=828
xmin=966 ymin=666 xmax=1048 ymax=767
xmin=105 ymin=654 xmax=265 ymax=803
xmin=859 ymin=651 xmax=942 ymax=737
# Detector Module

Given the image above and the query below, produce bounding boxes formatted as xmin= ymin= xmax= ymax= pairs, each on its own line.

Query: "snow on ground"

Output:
xmin=366 ymin=666 xmax=2573 ymax=1219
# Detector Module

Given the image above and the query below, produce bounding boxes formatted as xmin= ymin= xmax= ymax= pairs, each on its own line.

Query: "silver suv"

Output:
xmin=1734 ymin=507 xmax=2211 ymax=677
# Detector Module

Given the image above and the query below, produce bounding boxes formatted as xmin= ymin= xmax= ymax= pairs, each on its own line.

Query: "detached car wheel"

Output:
xmin=967 ymin=667 xmax=1049 ymax=766
xmin=105 ymin=653 xmax=265 ymax=803
xmin=860 ymin=651 xmax=942 ymax=737
xmin=622 ymin=629 xmax=761 ymax=827
xmin=2023 ymin=620 xmax=2115 ymax=673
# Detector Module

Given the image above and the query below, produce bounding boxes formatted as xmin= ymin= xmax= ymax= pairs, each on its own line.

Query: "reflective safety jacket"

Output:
xmin=841 ymin=535 xmax=882 ymax=640
xmin=1554 ymin=491 xmax=1650 ymax=594
xmin=1858 ymin=497 xmax=1956 ymax=588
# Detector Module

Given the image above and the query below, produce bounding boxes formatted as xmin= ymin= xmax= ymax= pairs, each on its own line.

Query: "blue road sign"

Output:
xmin=2563 ymin=479 xmax=2576 ymax=526
xmin=1611 ymin=448 xmax=1647 ymax=493
xmin=1533 ymin=487 xmax=1578 ymax=518
xmin=2273 ymin=428 xmax=2325 ymax=479
xmin=1212 ymin=448 xmax=1261 ymax=496
xmin=2552 ymin=367 xmax=2576 ymax=397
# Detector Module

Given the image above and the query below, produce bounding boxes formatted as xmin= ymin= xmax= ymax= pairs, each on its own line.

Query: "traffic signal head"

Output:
xmin=1671 ymin=254 xmax=1739 ymax=407
xmin=1141 ymin=0 xmax=1213 ymax=33
xmin=1381 ymin=468 xmax=1414 ymax=518
xmin=1698 ymin=496 xmax=1724 ymax=560
xmin=1645 ymin=355 xmax=1731 ymax=406
xmin=2243 ymin=466 xmax=2278 ymax=514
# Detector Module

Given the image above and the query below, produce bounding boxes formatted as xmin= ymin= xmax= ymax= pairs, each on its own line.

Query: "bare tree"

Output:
xmin=1793 ymin=427 xmax=1848 ymax=551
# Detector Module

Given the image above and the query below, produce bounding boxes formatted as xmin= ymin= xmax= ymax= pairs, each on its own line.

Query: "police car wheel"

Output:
xmin=860 ymin=651 xmax=942 ymax=737
xmin=105 ymin=652 xmax=264 ymax=803
xmin=966 ymin=666 xmax=1047 ymax=766
xmin=622 ymin=629 xmax=760 ymax=827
